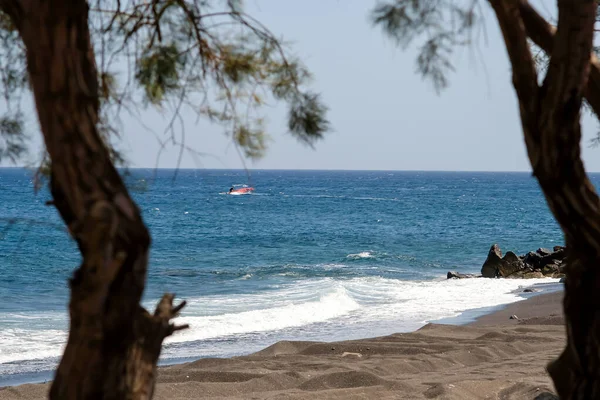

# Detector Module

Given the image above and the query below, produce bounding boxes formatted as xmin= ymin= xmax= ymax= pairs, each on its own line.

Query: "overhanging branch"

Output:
xmin=519 ymin=0 xmax=600 ymax=121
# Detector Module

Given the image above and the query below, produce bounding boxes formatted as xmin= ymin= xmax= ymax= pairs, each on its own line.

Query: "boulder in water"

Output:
xmin=522 ymin=271 xmax=545 ymax=279
xmin=523 ymin=251 xmax=543 ymax=268
xmin=481 ymin=244 xmax=503 ymax=278
xmin=480 ymin=243 xmax=568 ymax=279
xmin=541 ymin=260 xmax=562 ymax=276
xmin=536 ymin=248 xmax=553 ymax=257
xmin=498 ymin=251 xmax=525 ymax=277
xmin=446 ymin=271 xmax=478 ymax=279
xmin=539 ymin=249 xmax=566 ymax=269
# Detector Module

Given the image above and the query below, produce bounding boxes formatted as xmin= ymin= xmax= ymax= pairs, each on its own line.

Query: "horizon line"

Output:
xmin=0 ymin=166 xmax=556 ymax=174
xmin=6 ymin=165 xmax=600 ymax=174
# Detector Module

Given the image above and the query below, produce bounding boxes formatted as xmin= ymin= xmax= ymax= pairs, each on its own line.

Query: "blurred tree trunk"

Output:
xmin=2 ymin=0 xmax=186 ymax=398
xmin=491 ymin=0 xmax=600 ymax=398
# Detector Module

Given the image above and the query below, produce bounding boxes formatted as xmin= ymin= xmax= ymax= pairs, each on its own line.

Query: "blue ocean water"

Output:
xmin=0 ymin=168 xmax=567 ymax=381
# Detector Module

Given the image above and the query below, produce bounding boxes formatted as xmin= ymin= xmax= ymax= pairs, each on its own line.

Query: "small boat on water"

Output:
xmin=228 ymin=186 xmax=254 ymax=195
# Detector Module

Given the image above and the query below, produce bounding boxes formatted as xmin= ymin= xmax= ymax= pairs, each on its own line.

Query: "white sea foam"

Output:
xmin=165 ymin=276 xmax=558 ymax=345
xmin=0 ymin=328 xmax=66 ymax=364
xmin=166 ymin=286 xmax=360 ymax=344
xmin=346 ymin=251 xmax=374 ymax=259
xmin=0 ymin=276 xmax=560 ymax=372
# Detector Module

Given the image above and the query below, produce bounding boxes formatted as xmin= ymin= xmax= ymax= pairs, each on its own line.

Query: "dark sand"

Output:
xmin=0 ymin=291 xmax=565 ymax=399
xmin=471 ymin=291 xmax=564 ymax=327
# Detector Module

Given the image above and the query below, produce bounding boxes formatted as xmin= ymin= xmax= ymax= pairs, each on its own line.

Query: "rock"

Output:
xmin=447 ymin=271 xmax=477 ymax=279
xmin=480 ymin=244 xmax=568 ymax=279
xmin=537 ymin=248 xmax=553 ymax=257
xmin=502 ymin=251 xmax=519 ymax=263
xmin=498 ymin=251 xmax=525 ymax=277
xmin=507 ymin=270 xmax=545 ymax=279
xmin=481 ymin=244 xmax=503 ymax=278
xmin=523 ymin=251 xmax=543 ymax=269
xmin=522 ymin=271 xmax=545 ymax=279
xmin=541 ymin=261 xmax=561 ymax=276
xmin=539 ymin=249 xmax=566 ymax=268
xmin=510 ymin=314 xmax=519 ymax=320
xmin=523 ymin=288 xmax=537 ymax=293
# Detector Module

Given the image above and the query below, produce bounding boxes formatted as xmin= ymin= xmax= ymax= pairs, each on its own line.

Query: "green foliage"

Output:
xmin=288 ymin=93 xmax=328 ymax=146
xmin=221 ymin=47 xmax=258 ymax=84
xmin=136 ymin=44 xmax=183 ymax=104
xmin=0 ymin=113 xmax=25 ymax=162
xmin=0 ymin=9 xmax=28 ymax=164
xmin=372 ymin=1 xmax=600 ymax=148
xmin=0 ymin=0 xmax=330 ymax=167
xmin=102 ymin=0 xmax=330 ymax=159
xmin=234 ymin=123 xmax=268 ymax=158
xmin=371 ymin=0 xmax=478 ymax=93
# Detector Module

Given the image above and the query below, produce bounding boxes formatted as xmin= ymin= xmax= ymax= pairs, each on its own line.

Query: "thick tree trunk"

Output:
xmin=490 ymin=0 xmax=600 ymax=398
xmin=4 ymin=1 xmax=186 ymax=399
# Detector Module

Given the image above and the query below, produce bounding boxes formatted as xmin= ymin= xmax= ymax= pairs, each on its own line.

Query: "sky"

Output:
xmin=5 ymin=0 xmax=600 ymax=172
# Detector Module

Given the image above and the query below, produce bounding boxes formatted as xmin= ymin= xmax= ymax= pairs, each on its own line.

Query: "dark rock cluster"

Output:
xmin=447 ymin=244 xmax=566 ymax=279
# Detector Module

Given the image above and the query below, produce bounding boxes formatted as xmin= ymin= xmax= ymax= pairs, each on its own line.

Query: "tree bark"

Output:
xmin=490 ymin=0 xmax=600 ymax=398
xmin=518 ymin=0 xmax=600 ymax=131
xmin=5 ymin=1 xmax=186 ymax=398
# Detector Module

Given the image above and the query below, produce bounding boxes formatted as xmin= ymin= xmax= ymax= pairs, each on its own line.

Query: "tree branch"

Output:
xmin=519 ymin=0 xmax=600 ymax=123
xmin=537 ymin=0 xmax=596 ymax=153
xmin=518 ymin=0 xmax=555 ymax=50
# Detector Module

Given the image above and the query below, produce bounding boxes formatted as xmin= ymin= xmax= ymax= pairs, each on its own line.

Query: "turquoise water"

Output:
xmin=0 ymin=168 xmax=567 ymax=380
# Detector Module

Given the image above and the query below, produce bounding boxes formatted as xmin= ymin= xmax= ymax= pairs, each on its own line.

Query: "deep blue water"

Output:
xmin=0 ymin=168 xmax=568 ymax=380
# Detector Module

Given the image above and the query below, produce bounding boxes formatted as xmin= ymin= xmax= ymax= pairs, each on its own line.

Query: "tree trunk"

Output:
xmin=490 ymin=0 xmax=600 ymax=398
xmin=6 ymin=1 xmax=186 ymax=398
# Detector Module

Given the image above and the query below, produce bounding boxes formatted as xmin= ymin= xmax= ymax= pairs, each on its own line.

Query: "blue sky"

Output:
xmin=6 ymin=0 xmax=600 ymax=171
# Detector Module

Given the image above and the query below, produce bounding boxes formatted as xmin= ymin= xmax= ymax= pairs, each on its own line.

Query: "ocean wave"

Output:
xmin=198 ymin=263 xmax=355 ymax=281
xmin=166 ymin=276 xmax=559 ymax=345
xmin=161 ymin=269 xmax=200 ymax=277
xmin=346 ymin=251 xmax=375 ymax=259
xmin=288 ymin=194 xmax=400 ymax=202
xmin=0 ymin=276 xmax=560 ymax=373
xmin=166 ymin=285 xmax=359 ymax=344
xmin=0 ymin=328 xmax=66 ymax=365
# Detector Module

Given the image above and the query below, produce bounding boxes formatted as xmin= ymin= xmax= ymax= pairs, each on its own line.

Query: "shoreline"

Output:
xmin=0 ymin=280 xmax=565 ymax=397
xmin=469 ymin=289 xmax=564 ymax=327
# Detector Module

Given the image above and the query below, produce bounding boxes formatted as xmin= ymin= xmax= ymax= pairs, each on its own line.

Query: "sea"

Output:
xmin=0 ymin=168 xmax=568 ymax=385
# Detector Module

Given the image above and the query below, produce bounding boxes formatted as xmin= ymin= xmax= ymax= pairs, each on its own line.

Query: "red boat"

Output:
xmin=228 ymin=186 xmax=254 ymax=195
